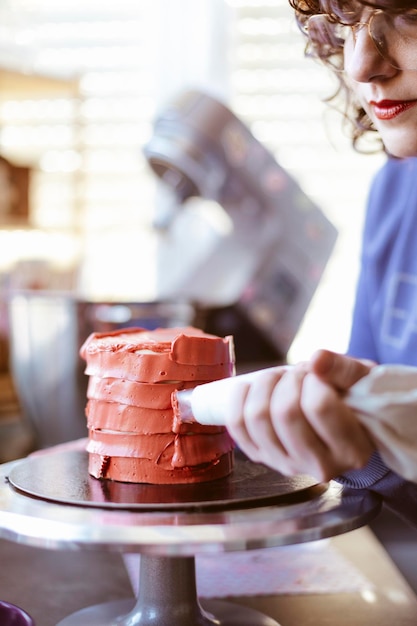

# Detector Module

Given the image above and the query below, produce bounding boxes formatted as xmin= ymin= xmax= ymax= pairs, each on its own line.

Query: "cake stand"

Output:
xmin=0 ymin=448 xmax=381 ymax=626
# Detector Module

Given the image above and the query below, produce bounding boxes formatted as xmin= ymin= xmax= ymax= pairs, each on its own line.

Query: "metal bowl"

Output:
xmin=8 ymin=291 xmax=194 ymax=450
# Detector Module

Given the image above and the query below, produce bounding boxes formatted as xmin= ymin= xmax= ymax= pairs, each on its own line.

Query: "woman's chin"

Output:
xmin=382 ymin=133 xmax=417 ymax=159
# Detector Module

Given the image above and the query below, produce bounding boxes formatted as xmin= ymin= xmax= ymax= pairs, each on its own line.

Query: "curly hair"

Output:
xmin=288 ymin=0 xmax=417 ymax=152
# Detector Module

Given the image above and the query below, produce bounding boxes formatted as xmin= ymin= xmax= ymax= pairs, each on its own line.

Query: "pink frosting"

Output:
xmin=86 ymin=399 xmax=174 ymax=434
xmin=80 ymin=326 xmax=236 ymax=484
xmin=80 ymin=326 xmax=234 ymax=365
xmin=88 ymin=450 xmax=234 ymax=484
xmin=83 ymin=352 xmax=233 ymax=384
xmin=80 ymin=327 xmax=235 ymax=383
xmin=86 ymin=399 xmax=225 ymax=435
xmin=86 ymin=377 xmax=199 ymax=409
xmin=86 ymin=429 xmax=234 ymax=467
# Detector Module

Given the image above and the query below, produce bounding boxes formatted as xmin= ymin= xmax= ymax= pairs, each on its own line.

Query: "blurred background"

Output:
xmin=0 ymin=0 xmax=385 ymax=457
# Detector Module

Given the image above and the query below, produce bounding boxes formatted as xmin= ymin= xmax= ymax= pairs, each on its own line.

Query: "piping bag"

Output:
xmin=173 ymin=365 xmax=417 ymax=482
xmin=174 ymin=368 xmax=285 ymax=426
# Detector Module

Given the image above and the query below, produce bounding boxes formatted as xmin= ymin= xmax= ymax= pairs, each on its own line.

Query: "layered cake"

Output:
xmin=80 ymin=326 xmax=235 ymax=484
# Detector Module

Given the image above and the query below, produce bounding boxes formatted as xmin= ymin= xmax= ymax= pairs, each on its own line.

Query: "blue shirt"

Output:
xmin=349 ymin=156 xmax=417 ymax=364
xmin=339 ymin=157 xmax=417 ymax=526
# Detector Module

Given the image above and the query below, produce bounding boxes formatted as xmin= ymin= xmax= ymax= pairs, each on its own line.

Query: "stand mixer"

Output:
xmin=143 ymin=90 xmax=338 ymax=362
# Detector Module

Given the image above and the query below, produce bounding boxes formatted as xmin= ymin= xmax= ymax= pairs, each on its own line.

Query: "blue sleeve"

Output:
xmin=337 ymin=454 xmax=417 ymax=528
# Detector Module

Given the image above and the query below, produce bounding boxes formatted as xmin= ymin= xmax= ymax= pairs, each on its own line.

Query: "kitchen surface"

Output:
xmin=0 ymin=526 xmax=416 ymax=625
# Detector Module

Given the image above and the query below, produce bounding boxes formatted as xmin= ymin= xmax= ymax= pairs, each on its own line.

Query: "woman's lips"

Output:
xmin=370 ymin=99 xmax=417 ymax=120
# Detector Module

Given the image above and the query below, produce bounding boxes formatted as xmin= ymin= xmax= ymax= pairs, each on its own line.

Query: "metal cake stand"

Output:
xmin=0 ymin=448 xmax=381 ymax=626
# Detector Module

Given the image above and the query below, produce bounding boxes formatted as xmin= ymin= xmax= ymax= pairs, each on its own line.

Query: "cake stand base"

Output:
xmin=56 ymin=555 xmax=280 ymax=626
xmin=56 ymin=599 xmax=279 ymax=626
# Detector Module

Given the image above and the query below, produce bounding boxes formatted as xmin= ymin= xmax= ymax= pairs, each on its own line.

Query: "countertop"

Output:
xmin=0 ymin=526 xmax=416 ymax=625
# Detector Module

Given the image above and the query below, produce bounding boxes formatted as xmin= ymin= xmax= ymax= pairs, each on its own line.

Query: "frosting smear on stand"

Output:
xmin=80 ymin=326 xmax=235 ymax=484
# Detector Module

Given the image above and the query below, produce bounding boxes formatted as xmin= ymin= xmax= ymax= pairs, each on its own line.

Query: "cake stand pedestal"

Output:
xmin=58 ymin=556 xmax=278 ymax=625
xmin=0 ymin=449 xmax=381 ymax=626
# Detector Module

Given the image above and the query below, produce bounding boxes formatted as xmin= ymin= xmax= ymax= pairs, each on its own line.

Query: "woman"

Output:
xmin=223 ymin=0 xmax=417 ymax=526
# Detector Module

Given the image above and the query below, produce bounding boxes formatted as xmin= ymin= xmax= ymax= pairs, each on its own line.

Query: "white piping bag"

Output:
xmin=173 ymin=367 xmax=289 ymax=426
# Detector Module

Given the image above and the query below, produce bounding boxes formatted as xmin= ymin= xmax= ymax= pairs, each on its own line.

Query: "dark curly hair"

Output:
xmin=288 ymin=0 xmax=417 ymax=152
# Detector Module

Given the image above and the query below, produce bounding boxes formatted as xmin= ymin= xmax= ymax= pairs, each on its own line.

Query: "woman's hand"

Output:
xmin=225 ymin=351 xmax=376 ymax=481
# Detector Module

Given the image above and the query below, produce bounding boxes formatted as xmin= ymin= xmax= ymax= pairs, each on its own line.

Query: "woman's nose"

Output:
xmin=344 ymin=25 xmax=398 ymax=82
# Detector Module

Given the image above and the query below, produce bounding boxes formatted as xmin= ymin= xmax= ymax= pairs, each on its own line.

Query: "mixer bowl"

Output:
xmin=8 ymin=292 xmax=194 ymax=450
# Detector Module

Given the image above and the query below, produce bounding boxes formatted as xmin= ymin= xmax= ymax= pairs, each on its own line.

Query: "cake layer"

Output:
xmin=81 ymin=326 xmax=234 ymax=365
xmin=86 ymin=377 xmax=197 ymax=409
xmin=88 ymin=449 xmax=234 ymax=484
xmin=80 ymin=326 xmax=235 ymax=383
xmin=83 ymin=352 xmax=233 ymax=384
xmin=87 ymin=429 xmax=234 ymax=467
xmin=86 ymin=399 xmax=225 ymax=435
xmin=86 ymin=400 xmax=174 ymax=433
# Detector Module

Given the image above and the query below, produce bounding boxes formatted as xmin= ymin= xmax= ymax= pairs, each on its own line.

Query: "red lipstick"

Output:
xmin=371 ymin=99 xmax=417 ymax=120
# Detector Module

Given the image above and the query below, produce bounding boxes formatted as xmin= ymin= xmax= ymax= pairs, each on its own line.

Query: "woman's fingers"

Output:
xmin=226 ymin=366 xmax=333 ymax=479
xmin=226 ymin=367 xmax=288 ymax=463
xmin=300 ymin=372 xmax=375 ymax=474
xmin=242 ymin=367 xmax=295 ymax=465
xmin=226 ymin=364 xmax=375 ymax=481
xmin=224 ymin=357 xmax=376 ymax=481
xmin=268 ymin=367 xmax=331 ymax=478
